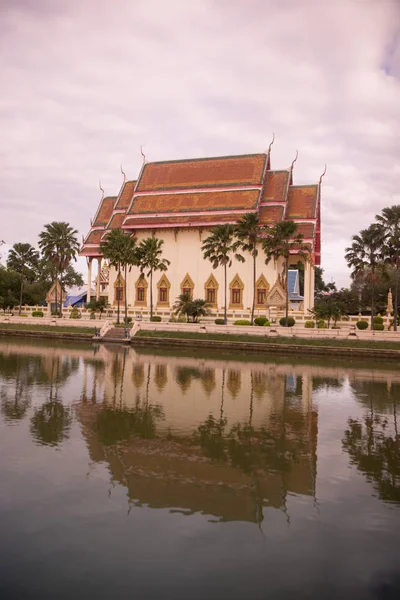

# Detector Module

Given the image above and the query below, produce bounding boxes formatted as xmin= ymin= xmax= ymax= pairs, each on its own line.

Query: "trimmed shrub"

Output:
xmin=70 ymin=307 xmax=81 ymax=319
xmin=51 ymin=311 xmax=60 ymax=317
xmin=254 ymin=316 xmax=269 ymax=326
xmin=89 ymin=311 xmax=96 ymax=320
xmin=279 ymin=316 xmax=295 ymax=327
xmin=234 ymin=319 xmax=251 ymax=326
xmin=305 ymin=320 xmax=315 ymax=328
xmin=373 ymin=323 xmax=384 ymax=331
xmin=19 ymin=314 xmax=28 ymax=317
xmin=124 ymin=316 xmax=132 ymax=324
xmin=356 ymin=320 xmax=369 ymax=330
xmin=373 ymin=316 xmax=384 ymax=325
xmin=263 ymin=320 xmax=271 ymax=327
xmin=32 ymin=310 xmax=44 ymax=317
xmin=215 ymin=318 xmax=226 ymax=325
xmin=150 ymin=316 xmax=162 ymax=322
xmin=317 ymin=320 xmax=327 ymax=329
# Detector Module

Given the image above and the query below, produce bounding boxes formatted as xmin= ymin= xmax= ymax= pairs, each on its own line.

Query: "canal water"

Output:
xmin=0 ymin=338 xmax=399 ymax=600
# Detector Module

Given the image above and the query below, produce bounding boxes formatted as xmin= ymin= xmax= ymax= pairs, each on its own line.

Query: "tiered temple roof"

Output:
xmin=80 ymin=151 xmax=322 ymax=264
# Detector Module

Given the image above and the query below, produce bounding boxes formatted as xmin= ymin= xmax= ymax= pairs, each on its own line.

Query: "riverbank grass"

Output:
xmin=0 ymin=323 xmax=96 ymax=335
xmin=135 ymin=330 xmax=400 ymax=351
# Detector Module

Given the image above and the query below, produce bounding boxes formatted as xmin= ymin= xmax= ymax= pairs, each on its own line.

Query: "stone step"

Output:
xmin=102 ymin=327 xmax=130 ymax=340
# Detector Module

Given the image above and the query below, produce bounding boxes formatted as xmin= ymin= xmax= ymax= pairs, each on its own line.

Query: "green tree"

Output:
xmin=376 ymin=205 xmax=400 ymax=331
xmin=38 ymin=222 xmax=80 ymax=317
xmin=0 ymin=265 xmax=24 ymax=313
xmin=235 ymin=213 xmax=264 ymax=324
xmin=136 ymin=237 xmax=170 ymax=319
xmin=202 ymin=224 xmax=243 ymax=324
xmin=173 ymin=294 xmax=211 ymax=322
xmin=345 ymin=224 xmax=384 ymax=330
xmin=262 ymin=221 xmax=310 ymax=326
xmin=310 ymin=295 xmax=347 ymax=328
xmin=101 ymin=229 xmax=137 ymax=324
xmin=6 ymin=243 xmax=39 ymax=315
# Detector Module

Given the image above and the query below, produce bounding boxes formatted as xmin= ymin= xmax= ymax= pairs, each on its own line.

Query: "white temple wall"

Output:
xmin=107 ymin=228 xmax=314 ymax=315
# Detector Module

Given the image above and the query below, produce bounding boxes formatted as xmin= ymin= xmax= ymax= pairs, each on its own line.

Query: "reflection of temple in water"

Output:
xmin=75 ymin=346 xmax=319 ymax=524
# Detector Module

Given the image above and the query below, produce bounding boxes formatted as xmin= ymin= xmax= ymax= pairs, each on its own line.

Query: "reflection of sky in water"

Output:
xmin=0 ymin=339 xmax=399 ymax=600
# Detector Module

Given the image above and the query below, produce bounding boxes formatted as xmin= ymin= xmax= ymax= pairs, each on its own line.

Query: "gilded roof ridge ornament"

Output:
xmin=140 ymin=145 xmax=146 ymax=165
xmin=319 ymin=164 xmax=327 ymax=185
xmin=120 ymin=164 xmax=126 ymax=182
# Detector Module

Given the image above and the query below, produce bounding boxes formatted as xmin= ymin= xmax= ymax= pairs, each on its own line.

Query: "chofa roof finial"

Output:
xmin=268 ymin=132 xmax=275 ymax=155
xmin=319 ymin=164 xmax=327 ymax=185
xmin=140 ymin=145 xmax=146 ymax=164
xmin=99 ymin=180 xmax=105 ymax=200
xmin=290 ymin=149 xmax=298 ymax=171
xmin=120 ymin=164 xmax=126 ymax=182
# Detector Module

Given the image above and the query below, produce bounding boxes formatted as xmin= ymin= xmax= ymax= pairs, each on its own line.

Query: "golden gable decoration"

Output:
xmin=266 ymin=280 xmax=286 ymax=308
xmin=157 ymin=274 xmax=171 ymax=306
xmin=255 ymin=273 xmax=270 ymax=308
xmin=229 ymin=273 xmax=244 ymax=309
xmin=135 ymin=274 xmax=148 ymax=307
xmin=204 ymin=273 xmax=219 ymax=308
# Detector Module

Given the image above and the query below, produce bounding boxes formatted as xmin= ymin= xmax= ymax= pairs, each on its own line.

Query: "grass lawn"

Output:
xmin=135 ymin=329 xmax=400 ymax=351
xmin=0 ymin=323 xmax=95 ymax=335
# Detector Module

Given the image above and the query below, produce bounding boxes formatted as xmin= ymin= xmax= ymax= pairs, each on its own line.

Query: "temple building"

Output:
xmin=80 ymin=148 xmax=323 ymax=319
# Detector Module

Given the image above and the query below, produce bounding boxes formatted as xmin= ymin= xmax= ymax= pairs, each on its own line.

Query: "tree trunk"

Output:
xmin=224 ymin=262 xmax=227 ymax=325
xmin=394 ymin=257 xmax=399 ymax=332
xmin=117 ymin=266 xmax=121 ymax=325
xmin=251 ymin=250 xmax=256 ymax=325
xmin=54 ymin=271 xmax=58 ymax=317
xmin=124 ymin=263 xmax=128 ymax=326
xmin=285 ymin=257 xmax=289 ymax=326
xmin=19 ymin=277 xmax=23 ymax=315
xmin=59 ymin=273 xmax=63 ymax=318
xmin=150 ymin=270 xmax=153 ymax=319
xmin=371 ymin=268 xmax=375 ymax=331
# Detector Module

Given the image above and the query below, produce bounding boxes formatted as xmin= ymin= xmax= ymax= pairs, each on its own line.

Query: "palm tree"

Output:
xmin=262 ymin=221 xmax=310 ymax=326
xmin=173 ymin=294 xmax=211 ymax=322
xmin=376 ymin=206 xmax=400 ymax=331
xmin=345 ymin=224 xmax=384 ymax=330
xmin=235 ymin=213 xmax=264 ymax=324
xmin=38 ymin=222 xmax=79 ymax=317
xmin=136 ymin=237 xmax=170 ymax=319
xmin=6 ymin=243 xmax=39 ymax=314
xmin=202 ymin=224 xmax=244 ymax=324
xmin=101 ymin=229 xmax=137 ymax=325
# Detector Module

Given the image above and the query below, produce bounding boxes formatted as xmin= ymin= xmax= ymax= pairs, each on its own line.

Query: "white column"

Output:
xmin=96 ymin=257 xmax=102 ymax=300
xmin=309 ymin=263 xmax=315 ymax=310
xmin=87 ymin=258 xmax=93 ymax=302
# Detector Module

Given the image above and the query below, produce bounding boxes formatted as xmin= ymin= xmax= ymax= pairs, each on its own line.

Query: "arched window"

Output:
xmin=134 ymin=274 xmax=148 ymax=306
xmin=255 ymin=274 xmax=270 ymax=308
xmin=113 ymin=273 xmax=125 ymax=304
xmin=229 ymin=274 xmax=244 ymax=309
xmin=180 ymin=273 xmax=195 ymax=298
xmin=157 ymin=274 xmax=171 ymax=306
xmin=204 ymin=273 xmax=219 ymax=308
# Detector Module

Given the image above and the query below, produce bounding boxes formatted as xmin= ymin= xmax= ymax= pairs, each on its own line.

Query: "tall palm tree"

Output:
xmin=345 ymin=223 xmax=384 ymax=330
xmin=101 ymin=229 xmax=137 ymax=325
xmin=136 ymin=237 xmax=170 ymax=319
xmin=376 ymin=205 xmax=400 ymax=331
xmin=38 ymin=222 xmax=79 ymax=317
xmin=235 ymin=213 xmax=264 ymax=324
xmin=7 ymin=243 xmax=39 ymax=315
xmin=201 ymin=224 xmax=244 ymax=324
xmin=262 ymin=221 xmax=310 ymax=326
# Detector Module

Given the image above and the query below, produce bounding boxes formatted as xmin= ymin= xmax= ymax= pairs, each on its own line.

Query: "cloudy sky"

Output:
xmin=1 ymin=0 xmax=399 ymax=287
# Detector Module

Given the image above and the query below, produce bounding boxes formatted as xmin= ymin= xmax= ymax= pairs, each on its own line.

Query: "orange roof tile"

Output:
xmin=115 ymin=181 xmax=136 ymax=210
xmin=85 ymin=229 xmax=104 ymax=245
xmin=296 ymin=223 xmax=315 ymax=238
xmin=107 ymin=213 xmax=125 ymax=229
xmin=128 ymin=189 xmax=260 ymax=214
xmin=93 ymin=197 xmax=116 ymax=226
xmin=123 ymin=213 xmax=238 ymax=228
xmin=259 ymin=205 xmax=285 ymax=224
xmin=287 ymin=186 xmax=318 ymax=219
xmin=261 ymin=171 xmax=289 ymax=203
xmin=136 ymin=154 xmax=266 ymax=191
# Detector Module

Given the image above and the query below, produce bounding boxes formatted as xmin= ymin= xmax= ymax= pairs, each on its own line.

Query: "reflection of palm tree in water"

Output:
xmin=343 ymin=380 xmax=400 ymax=502
xmin=30 ymin=356 xmax=73 ymax=446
